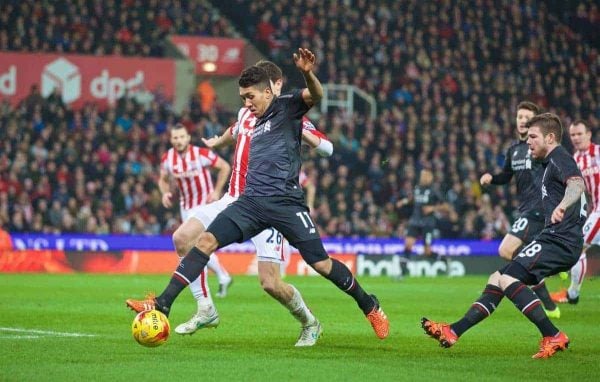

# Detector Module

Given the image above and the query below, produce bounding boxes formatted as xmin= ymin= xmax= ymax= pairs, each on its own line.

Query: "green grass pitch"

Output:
xmin=1 ymin=274 xmax=599 ymax=381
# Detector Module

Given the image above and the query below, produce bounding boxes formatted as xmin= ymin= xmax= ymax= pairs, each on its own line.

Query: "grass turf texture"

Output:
xmin=1 ymin=274 xmax=599 ymax=381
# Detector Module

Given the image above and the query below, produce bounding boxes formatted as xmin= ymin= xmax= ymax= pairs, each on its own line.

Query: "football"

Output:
xmin=131 ymin=309 xmax=170 ymax=347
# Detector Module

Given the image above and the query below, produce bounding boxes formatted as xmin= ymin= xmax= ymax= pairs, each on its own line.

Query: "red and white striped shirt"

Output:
xmin=299 ymin=170 xmax=309 ymax=187
xmin=161 ymin=145 xmax=218 ymax=209
xmin=574 ymin=142 xmax=600 ymax=212
xmin=227 ymin=107 xmax=327 ymax=197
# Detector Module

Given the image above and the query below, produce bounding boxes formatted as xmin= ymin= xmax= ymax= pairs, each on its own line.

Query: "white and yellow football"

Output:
xmin=131 ymin=309 xmax=170 ymax=347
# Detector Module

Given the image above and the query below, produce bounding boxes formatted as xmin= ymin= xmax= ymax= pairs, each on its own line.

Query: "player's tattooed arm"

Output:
xmin=552 ymin=177 xmax=585 ymax=223
xmin=560 ymin=177 xmax=586 ymax=208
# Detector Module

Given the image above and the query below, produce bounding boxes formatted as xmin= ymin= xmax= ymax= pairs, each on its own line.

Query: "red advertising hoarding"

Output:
xmin=170 ymin=36 xmax=245 ymax=76
xmin=0 ymin=250 xmax=356 ymax=275
xmin=0 ymin=52 xmax=175 ymax=109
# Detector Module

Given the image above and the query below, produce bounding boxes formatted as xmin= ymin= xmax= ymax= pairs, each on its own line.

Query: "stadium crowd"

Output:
xmin=0 ymin=0 xmax=236 ymax=57
xmin=1 ymin=0 xmax=599 ymax=241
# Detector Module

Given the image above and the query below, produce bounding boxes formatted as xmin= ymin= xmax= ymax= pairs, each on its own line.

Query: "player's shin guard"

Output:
xmin=327 ymin=258 xmax=374 ymax=314
xmin=504 ymin=281 xmax=559 ymax=337
xmin=451 ymin=284 xmax=504 ymax=336
xmin=531 ymin=280 xmax=557 ymax=311
xmin=156 ymin=247 xmax=211 ymax=315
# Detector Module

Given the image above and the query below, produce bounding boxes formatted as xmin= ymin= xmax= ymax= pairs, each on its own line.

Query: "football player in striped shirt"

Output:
xmin=158 ymin=124 xmax=232 ymax=330
xmin=551 ymin=120 xmax=594 ymax=304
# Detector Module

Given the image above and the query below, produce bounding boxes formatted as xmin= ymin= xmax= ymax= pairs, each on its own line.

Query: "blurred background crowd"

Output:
xmin=1 ymin=0 xmax=598 ymax=240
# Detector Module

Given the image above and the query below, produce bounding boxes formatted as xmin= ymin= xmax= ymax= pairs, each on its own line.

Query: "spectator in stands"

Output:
xmin=0 ymin=0 xmax=598 ymax=240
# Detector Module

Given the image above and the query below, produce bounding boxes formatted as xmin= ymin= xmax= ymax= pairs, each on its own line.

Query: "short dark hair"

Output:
xmin=526 ymin=113 xmax=563 ymax=142
xmin=571 ymin=119 xmax=591 ymax=132
xmin=239 ymin=66 xmax=271 ymax=90
xmin=517 ymin=101 xmax=541 ymax=115
xmin=255 ymin=60 xmax=283 ymax=82
xmin=169 ymin=123 xmax=188 ymax=134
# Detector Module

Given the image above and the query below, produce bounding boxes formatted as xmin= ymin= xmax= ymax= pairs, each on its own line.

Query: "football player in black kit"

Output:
xmin=126 ymin=48 xmax=389 ymax=341
xmin=422 ymin=113 xmax=586 ymax=359
xmin=480 ymin=101 xmax=560 ymax=318
xmin=397 ymin=168 xmax=446 ymax=276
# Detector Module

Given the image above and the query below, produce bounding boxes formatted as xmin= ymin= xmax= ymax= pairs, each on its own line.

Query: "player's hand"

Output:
xmin=161 ymin=192 xmax=173 ymax=208
xmin=551 ymin=205 xmax=566 ymax=224
xmin=206 ymin=191 xmax=220 ymax=203
xmin=480 ymin=173 xmax=492 ymax=185
xmin=293 ymin=48 xmax=316 ymax=73
xmin=202 ymin=136 xmax=219 ymax=148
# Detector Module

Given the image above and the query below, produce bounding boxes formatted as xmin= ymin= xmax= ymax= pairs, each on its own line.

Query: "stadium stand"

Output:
xmin=0 ymin=0 xmax=235 ymax=56
xmin=0 ymin=0 xmax=598 ymax=239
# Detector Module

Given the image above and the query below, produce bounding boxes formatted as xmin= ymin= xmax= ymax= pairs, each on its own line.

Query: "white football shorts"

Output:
xmin=187 ymin=194 xmax=288 ymax=263
xmin=582 ymin=211 xmax=600 ymax=245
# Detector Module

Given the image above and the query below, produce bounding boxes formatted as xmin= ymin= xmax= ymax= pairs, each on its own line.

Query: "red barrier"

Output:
xmin=0 ymin=250 xmax=356 ymax=275
xmin=0 ymin=250 xmax=73 ymax=273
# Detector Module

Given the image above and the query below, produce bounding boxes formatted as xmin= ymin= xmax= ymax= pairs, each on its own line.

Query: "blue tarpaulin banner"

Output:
xmin=10 ymin=233 xmax=501 ymax=256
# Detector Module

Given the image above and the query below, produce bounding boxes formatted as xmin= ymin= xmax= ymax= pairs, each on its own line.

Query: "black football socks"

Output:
xmin=451 ymin=284 xmax=504 ymax=336
xmin=531 ymin=280 xmax=558 ymax=311
xmin=155 ymin=247 xmax=210 ymax=316
xmin=504 ymin=281 xmax=559 ymax=337
xmin=327 ymin=258 xmax=375 ymax=314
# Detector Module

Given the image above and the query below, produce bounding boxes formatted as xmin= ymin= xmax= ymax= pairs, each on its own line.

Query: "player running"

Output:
xmin=480 ymin=101 xmax=560 ymax=318
xmin=422 ymin=113 xmax=586 ymax=358
xmin=128 ymin=60 xmax=336 ymax=347
xmin=126 ymin=48 xmax=389 ymax=342
xmin=551 ymin=120 xmax=594 ymax=304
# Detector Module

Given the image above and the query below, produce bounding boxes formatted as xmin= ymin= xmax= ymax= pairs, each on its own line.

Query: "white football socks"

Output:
xmin=286 ymin=285 xmax=315 ymax=326
xmin=207 ymin=254 xmax=231 ymax=285
xmin=568 ymin=253 xmax=587 ymax=299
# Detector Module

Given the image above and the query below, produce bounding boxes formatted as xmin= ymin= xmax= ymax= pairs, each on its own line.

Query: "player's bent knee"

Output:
xmin=196 ymin=231 xmax=218 ymax=254
xmin=172 ymin=230 xmax=191 ymax=254
xmin=487 ymin=271 xmax=502 ymax=287
xmin=498 ymin=242 xmax=519 ymax=260
xmin=498 ymin=273 xmax=519 ymax=290
xmin=498 ymin=246 xmax=514 ymax=260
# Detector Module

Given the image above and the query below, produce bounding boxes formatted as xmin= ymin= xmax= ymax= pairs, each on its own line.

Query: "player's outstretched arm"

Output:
xmin=293 ymin=48 xmax=323 ymax=106
xmin=202 ymin=129 xmax=235 ymax=149
xmin=551 ymin=177 xmax=586 ymax=223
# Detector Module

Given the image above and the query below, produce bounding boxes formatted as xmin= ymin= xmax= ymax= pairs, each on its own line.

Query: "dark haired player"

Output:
xmin=126 ymin=48 xmax=389 ymax=340
xmin=397 ymin=168 xmax=445 ymax=276
xmin=480 ymin=101 xmax=559 ymax=318
xmin=422 ymin=113 xmax=586 ymax=358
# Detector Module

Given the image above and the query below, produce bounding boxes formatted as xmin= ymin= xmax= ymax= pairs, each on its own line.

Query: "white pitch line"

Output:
xmin=0 ymin=327 xmax=96 ymax=337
